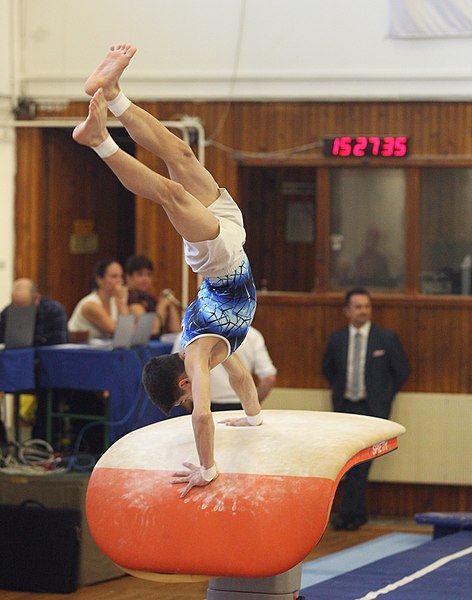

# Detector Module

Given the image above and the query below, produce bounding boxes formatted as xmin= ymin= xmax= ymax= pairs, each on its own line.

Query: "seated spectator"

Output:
xmin=0 ymin=278 xmax=68 ymax=444
xmin=68 ymin=258 xmax=129 ymax=340
xmin=124 ymin=254 xmax=181 ymax=338
xmin=0 ymin=278 xmax=68 ymax=346
xmin=172 ymin=326 xmax=277 ymax=412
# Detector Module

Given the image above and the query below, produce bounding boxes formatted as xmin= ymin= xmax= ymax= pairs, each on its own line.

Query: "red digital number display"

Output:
xmin=324 ymin=136 xmax=408 ymax=158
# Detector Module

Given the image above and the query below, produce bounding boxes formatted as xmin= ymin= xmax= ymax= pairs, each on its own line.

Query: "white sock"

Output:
xmin=107 ymin=91 xmax=131 ymax=117
xmin=93 ymin=135 xmax=119 ymax=159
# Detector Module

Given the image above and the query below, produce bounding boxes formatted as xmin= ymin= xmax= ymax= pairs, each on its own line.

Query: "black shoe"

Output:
xmin=345 ymin=515 xmax=368 ymax=531
xmin=332 ymin=514 xmax=367 ymax=531
xmin=331 ymin=514 xmax=348 ymax=530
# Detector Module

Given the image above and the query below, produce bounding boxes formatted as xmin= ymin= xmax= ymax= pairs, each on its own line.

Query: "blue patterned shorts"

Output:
xmin=181 ymin=254 xmax=257 ymax=356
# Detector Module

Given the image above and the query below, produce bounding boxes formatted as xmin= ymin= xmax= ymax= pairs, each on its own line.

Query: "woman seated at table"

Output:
xmin=124 ymin=254 xmax=181 ymax=339
xmin=68 ymin=258 xmax=129 ymax=340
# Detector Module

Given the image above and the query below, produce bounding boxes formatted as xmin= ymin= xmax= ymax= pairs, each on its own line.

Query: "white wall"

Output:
xmin=0 ymin=0 xmax=15 ymax=307
xmin=8 ymin=0 xmax=472 ymax=102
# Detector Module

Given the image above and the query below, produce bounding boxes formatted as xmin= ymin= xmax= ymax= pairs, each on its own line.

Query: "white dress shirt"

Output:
xmin=345 ymin=321 xmax=371 ymax=401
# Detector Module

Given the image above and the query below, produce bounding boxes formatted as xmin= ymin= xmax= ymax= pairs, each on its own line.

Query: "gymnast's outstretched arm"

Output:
xmin=219 ymin=353 xmax=263 ymax=427
xmin=171 ymin=338 xmax=220 ymax=497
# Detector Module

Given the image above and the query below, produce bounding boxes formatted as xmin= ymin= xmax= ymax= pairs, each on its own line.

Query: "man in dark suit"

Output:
xmin=322 ymin=288 xmax=410 ymax=530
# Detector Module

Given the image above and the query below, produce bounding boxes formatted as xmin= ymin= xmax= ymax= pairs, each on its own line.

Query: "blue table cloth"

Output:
xmin=0 ymin=348 xmax=35 ymax=392
xmin=36 ymin=341 xmax=173 ymax=443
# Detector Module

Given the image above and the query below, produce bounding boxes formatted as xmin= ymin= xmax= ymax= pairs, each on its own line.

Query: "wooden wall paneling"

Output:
xmin=458 ymin=304 xmax=472 ymax=392
xmin=204 ymin=103 xmax=242 ymax=259
xmin=315 ymin=167 xmax=330 ymax=292
xmin=366 ymin=482 xmax=472 ymax=516
xmin=44 ymin=130 xmax=134 ymax=314
xmin=430 ymin=102 xmax=446 ymax=155
xmin=133 ymin=141 xmax=187 ymax=301
xmin=396 ymin=102 xmax=411 ymax=141
xmin=252 ymin=297 xmax=323 ymax=388
xmin=405 ymin=102 xmax=430 ymax=156
xmin=311 ymin=300 xmax=346 ymax=388
xmin=367 ymin=299 xmax=417 ymax=391
xmin=14 ymin=128 xmax=47 ymax=286
xmin=253 ymin=295 xmax=349 ymax=389
xmin=38 ymin=99 xmax=472 ymax=158
xmin=239 ymin=166 xmax=266 ymax=288
xmin=135 ymin=194 xmax=191 ymax=302
xmin=47 ymin=131 xmax=103 ymax=310
xmin=14 ymin=99 xmax=472 ymax=391
xmin=133 ymin=193 xmax=156 ymax=254
xmin=212 ymin=103 xmax=241 ymax=195
xmin=464 ymin=103 xmax=472 ymax=155
xmin=417 ymin=303 xmax=471 ymax=393
xmin=14 ymin=127 xmax=136 ymax=315
xmin=444 ymin=103 xmax=460 ymax=155
xmin=254 ymin=293 xmax=472 ymax=393
xmin=45 ymin=129 xmax=77 ymax=305
xmin=422 ymin=103 xmax=440 ymax=155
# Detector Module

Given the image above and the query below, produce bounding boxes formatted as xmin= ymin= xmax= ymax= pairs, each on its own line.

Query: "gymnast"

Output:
xmin=73 ymin=43 xmax=261 ymax=497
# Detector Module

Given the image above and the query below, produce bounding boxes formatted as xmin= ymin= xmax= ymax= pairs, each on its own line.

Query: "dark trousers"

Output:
xmin=339 ymin=399 xmax=373 ymax=519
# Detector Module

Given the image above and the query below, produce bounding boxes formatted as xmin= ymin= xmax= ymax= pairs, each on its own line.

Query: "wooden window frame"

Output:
xmin=239 ymin=157 xmax=472 ymax=300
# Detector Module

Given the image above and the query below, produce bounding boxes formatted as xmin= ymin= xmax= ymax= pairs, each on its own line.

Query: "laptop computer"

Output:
xmin=88 ymin=315 xmax=136 ymax=350
xmin=130 ymin=312 xmax=156 ymax=346
xmin=2 ymin=304 xmax=37 ymax=349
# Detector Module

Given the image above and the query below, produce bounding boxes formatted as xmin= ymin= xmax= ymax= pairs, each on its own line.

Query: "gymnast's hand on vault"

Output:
xmin=172 ymin=462 xmax=218 ymax=498
xmin=218 ymin=417 xmax=255 ymax=427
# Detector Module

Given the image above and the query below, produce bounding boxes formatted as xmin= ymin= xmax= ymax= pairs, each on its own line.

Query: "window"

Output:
xmin=329 ymin=169 xmax=406 ymax=291
xmin=240 ymin=164 xmax=472 ymax=296
xmin=420 ymin=168 xmax=472 ymax=295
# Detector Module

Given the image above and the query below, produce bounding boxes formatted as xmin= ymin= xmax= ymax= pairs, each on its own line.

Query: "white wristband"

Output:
xmin=93 ymin=135 xmax=119 ymax=158
xmin=107 ymin=91 xmax=131 ymax=117
xmin=200 ymin=464 xmax=218 ymax=482
xmin=246 ymin=412 xmax=263 ymax=426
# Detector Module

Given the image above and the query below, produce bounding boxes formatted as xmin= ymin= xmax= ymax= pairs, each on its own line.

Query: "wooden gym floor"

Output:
xmin=0 ymin=517 xmax=431 ymax=600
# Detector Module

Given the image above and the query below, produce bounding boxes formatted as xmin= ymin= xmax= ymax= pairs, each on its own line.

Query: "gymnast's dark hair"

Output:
xmin=142 ymin=353 xmax=186 ymax=416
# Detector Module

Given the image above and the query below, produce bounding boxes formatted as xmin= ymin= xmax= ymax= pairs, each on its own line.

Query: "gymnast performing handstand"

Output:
xmin=73 ymin=43 xmax=261 ymax=497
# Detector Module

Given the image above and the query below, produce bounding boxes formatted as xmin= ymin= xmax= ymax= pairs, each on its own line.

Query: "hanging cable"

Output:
xmin=207 ymin=138 xmax=324 ymax=160
xmin=207 ymin=0 xmax=247 ymax=142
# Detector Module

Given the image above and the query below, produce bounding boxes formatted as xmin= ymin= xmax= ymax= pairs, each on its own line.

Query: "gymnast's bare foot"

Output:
xmin=84 ymin=43 xmax=137 ymax=100
xmin=72 ymin=89 xmax=109 ymax=148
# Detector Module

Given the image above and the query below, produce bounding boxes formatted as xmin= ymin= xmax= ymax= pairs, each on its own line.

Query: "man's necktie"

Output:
xmin=351 ymin=332 xmax=362 ymax=400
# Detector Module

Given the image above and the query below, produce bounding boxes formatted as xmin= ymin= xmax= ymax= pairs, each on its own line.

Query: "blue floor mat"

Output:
xmin=301 ymin=531 xmax=472 ymax=600
xmin=301 ymin=532 xmax=429 ymax=588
